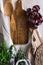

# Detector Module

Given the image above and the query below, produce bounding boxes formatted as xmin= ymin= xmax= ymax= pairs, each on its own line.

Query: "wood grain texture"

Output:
xmin=10 ymin=0 xmax=28 ymax=44
xmin=4 ymin=1 xmax=13 ymax=16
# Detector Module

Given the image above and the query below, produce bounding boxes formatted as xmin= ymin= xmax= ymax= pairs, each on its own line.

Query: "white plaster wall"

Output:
xmin=22 ymin=0 xmax=43 ymax=41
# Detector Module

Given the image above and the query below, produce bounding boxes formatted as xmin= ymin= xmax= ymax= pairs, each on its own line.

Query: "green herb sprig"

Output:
xmin=0 ymin=41 xmax=16 ymax=65
xmin=15 ymin=49 xmax=28 ymax=65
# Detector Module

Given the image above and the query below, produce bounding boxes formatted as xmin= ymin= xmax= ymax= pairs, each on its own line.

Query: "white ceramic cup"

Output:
xmin=16 ymin=59 xmax=31 ymax=65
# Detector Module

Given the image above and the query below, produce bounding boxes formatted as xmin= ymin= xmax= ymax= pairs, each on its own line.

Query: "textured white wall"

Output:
xmin=22 ymin=0 xmax=43 ymax=15
xmin=22 ymin=0 xmax=43 ymax=41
